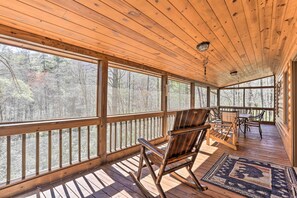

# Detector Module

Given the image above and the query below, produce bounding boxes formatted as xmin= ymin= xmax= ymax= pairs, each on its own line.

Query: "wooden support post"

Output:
xmin=190 ymin=82 xmax=195 ymax=109
xmin=292 ymin=61 xmax=297 ymax=166
xmin=217 ymin=88 xmax=220 ymax=107
xmin=207 ymin=87 xmax=210 ymax=107
xmin=243 ymin=88 xmax=246 ymax=108
xmin=161 ymin=75 xmax=168 ymax=137
xmin=98 ymin=60 xmax=108 ymax=162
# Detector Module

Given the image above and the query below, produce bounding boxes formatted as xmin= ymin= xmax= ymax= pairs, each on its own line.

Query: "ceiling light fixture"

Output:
xmin=196 ymin=41 xmax=210 ymax=52
xmin=230 ymin=71 xmax=238 ymax=76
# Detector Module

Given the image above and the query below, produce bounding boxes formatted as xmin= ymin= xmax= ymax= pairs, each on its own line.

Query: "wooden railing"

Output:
xmin=219 ymin=106 xmax=275 ymax=123
xmin=0 ymin=112 xmax=168 ymax=188
xmin=0 ymin=117 xmax=100 ymax=186
xmin=0 ymin=107 xmax=275 ymax=190
xmin=106 ymin=112 xmax=164 ymax=153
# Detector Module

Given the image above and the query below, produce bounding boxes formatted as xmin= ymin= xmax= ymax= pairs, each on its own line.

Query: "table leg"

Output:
xmin=243 ymin=119 xmax=247 ymax=138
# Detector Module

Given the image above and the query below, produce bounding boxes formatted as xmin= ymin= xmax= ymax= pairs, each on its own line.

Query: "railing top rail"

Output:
xmin=107 ymin=112 xmax=164 ymax=123
xmin=220 ymin=85 xmax=274 ymax=90
xmin=0 ymin=117 xmax=101 ymax=136
xmin=167 ymin=111 xmax=177 ymax=115
xmin=219 ymin=106 xmax=274 ymax=110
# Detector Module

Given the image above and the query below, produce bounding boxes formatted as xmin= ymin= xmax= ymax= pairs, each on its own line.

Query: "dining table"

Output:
xmin=238 ymin=113 xmax=252 ymax=137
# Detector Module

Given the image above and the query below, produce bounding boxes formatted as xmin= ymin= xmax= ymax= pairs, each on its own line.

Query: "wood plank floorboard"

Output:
xmin=17 ymin=125 xmax=291 ymax=198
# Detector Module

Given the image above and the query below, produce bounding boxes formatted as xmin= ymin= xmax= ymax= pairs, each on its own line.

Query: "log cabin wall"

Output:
xmin=275 ymin=59 xmax=297 ymax=166
xmin=276 ymin=62 xmax=292 ymax=164
xmin=274 ymin=2 xmax=297 ymax=165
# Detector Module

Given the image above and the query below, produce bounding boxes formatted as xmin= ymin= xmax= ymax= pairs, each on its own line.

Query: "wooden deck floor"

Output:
xmin=18 ymin=125 xmax=291 ymax=198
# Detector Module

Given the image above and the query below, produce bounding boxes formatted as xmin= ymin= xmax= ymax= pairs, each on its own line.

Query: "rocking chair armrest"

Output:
xmin=138 ymin=138 xmax=164 ymax=158
xmin=169 ymin=124 xmax=211 ymax=136
xmin=212 ymin=123 xmax=233 ymax=128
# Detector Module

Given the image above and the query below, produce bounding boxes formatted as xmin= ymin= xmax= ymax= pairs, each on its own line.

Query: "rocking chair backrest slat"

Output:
xmin=221 ymin=111 xmax=238 ymax=124
xmin=166 ymin=109 xmax=210 ymax=159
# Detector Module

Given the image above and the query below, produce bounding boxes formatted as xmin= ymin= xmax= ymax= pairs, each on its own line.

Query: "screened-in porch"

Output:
xmin=0 ymin=0 xmax=297 ymax=197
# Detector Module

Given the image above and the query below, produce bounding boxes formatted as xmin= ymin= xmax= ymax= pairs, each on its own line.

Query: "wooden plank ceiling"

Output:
xmin=0 ymin=0 xmax=296 ymax=87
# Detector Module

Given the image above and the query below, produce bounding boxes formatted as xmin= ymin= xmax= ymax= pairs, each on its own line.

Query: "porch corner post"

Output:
xmin=161 ymin=74 xmax=168 ymax=137
xmin=292 ymin=61 xmax=297 ymax=166
xmin=98 ymin=59 xmax=108 ymax=163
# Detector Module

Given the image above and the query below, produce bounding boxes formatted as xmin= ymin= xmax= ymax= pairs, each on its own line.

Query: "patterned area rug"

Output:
xmin=202 ymin=153 xmax=297 ymax=198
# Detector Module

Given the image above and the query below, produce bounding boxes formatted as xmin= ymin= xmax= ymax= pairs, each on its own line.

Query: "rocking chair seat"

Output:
xmin=146 ymin=143 xmax=193 ymax=172
xmin=209 ymin=130 xmax=230 ymax=141
xmin=206 ymin=111 xmax=239 ymax=150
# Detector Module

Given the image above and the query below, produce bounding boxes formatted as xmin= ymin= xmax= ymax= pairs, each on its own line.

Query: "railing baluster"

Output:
xmin=138 ymin=119 xmax=141 ymax=139
xmin=134 ymin=120 xmax=137 ymax=145
xmin=36 ymin=132 xmax=40 ymax=175
xmin=143 ymin=119 xmax=145 ymax=139
xmin=151 ymin=117 xmax=156 ymax=139
xmin=78 ymin=127 xmax=81 ymax=162
xmin=125 ymin=121 xmax=128 ymax=148
xmin=48 ymin=130 xmax=52 ymax=171
xmin=160 ymin=117 xmax=162 ymax=136
xmin=147 ymin=118 xmax=152 ymax=140
xmin=114 ymin=123 xmax=117 ymax=151
xmin=140 ymin=119 xmax=144 ymax=138
xmin=147 ymin=118 xmax=150 ymax=140
xmin=147 ymin=118 xmax=149 ymax=140
xmin=130 ymin=120 xmax=132 ymax=146
xmin=109 ymin=123 xmax=112 ymax=152
xmin=87 ymin=126 xmax=90 ymax=159
xmin=6 ymin=136 xmax=11 ymax=184
xmin=158 ymin=117 xmax=160 ymax=137
xmin=120 ymin=122 xmax=123 ymax=149
xmin=156 ymin=117 xmax=159 ymax=137
xmin=155 ymin=117 xmax=159 ymax=137
xmin=22 ymin=134 xmax=26 ymax=179
xmin=148 ymin=118 xmax=150 ymax=140
xmin=59 ymin=129 xmax=62 ymax=168
xmin=69 ymin=128 xmax=72 ymax=164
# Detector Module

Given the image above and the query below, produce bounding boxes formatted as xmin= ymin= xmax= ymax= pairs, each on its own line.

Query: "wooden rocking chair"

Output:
xmin=206 ymin=111 xmax=238 ymax=150
xmin=130 ymin=108 xmax=211 ymax=198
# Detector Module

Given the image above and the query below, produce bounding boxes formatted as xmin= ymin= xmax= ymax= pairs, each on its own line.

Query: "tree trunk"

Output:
xmin=145 ymin=76 xmax=150 ymax=111
xmin=111 ymin=68 xmax=118 ymax=115
xmin=260 ymin=79 xmax=264 ymax=107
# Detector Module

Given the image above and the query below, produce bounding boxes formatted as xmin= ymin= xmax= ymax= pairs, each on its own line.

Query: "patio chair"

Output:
xmin=208 ymin=106 xmax=221 ymax=123
xmin=130 ymin=108 xmax=211 ymax=198
xmin=206 ymin=111 xmax=238 ymax=150
xmin=245 ymin=110 xmax=265 ymax=139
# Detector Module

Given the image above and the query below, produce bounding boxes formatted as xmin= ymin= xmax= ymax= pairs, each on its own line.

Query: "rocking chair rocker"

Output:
xmin=130 ymin=108 xmax=211 ymax=198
